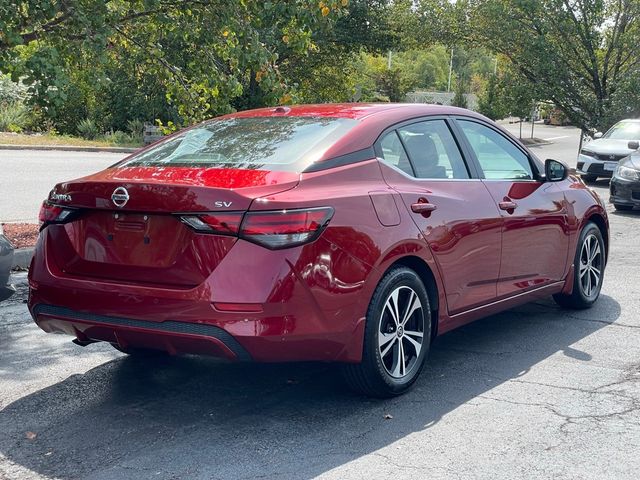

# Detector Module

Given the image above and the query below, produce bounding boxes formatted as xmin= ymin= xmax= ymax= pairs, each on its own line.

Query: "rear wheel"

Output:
xmin=581 ymin=174 xmax=598 ymax=183
xmin=553 ymin=222 xmax=605 ymax=309
xmin=614 ymin=203 xmax=633 ymax=211
xmin=342 ymin=267 xmax=431 ymax=398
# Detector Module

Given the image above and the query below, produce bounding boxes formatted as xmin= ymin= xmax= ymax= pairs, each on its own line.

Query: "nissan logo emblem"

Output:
xmin=111 ymin=187 xmax=130 ymax=208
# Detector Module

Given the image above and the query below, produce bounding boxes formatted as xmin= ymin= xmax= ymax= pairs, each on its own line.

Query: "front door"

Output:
xmin=376 ymin=118 xmax=503 ymax=315
xmin=454 ymin=119 xmax=570 ymax=298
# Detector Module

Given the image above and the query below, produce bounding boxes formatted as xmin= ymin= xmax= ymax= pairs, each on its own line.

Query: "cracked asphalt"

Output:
xmin=1 ymin=179 xmax=640 ymax=480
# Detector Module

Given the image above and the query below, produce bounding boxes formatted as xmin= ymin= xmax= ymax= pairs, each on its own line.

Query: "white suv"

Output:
xmin=577 ymin=119 xmax=640 ymax=182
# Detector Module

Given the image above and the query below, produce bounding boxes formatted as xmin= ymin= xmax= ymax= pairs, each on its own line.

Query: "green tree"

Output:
xmin=464 ymin=0 xmax=640 ymax=132
xmin=478 ymin=73 xmax=509 ymax=120
xmin=451 ymin=78 xmax=468 ymax=108
xmin=0 ymin=1 xmax=349 ymax=132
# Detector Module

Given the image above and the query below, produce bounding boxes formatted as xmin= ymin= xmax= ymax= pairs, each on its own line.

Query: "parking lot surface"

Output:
xmin=0 ymin=150 xmax=123 ymax=223
xmin=1 ymin=149 xmax=640 ymax=479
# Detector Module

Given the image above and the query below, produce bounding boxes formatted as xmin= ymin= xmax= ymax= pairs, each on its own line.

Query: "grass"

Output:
xmin=0 ymin=132 xmax=141 ymax=148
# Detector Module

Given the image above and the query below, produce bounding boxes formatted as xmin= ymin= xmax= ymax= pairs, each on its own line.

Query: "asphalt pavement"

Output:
xmin=0 ymin=150 xmax=125 ymax=223
xmin=1 ymin=175 xmax=640 ymax=477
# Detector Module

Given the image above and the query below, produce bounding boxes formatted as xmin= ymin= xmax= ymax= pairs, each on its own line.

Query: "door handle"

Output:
xmin=411 ymin=199 xmax=437 ymax=214
xmin=498 ymin=200 xmax=518 ymax=211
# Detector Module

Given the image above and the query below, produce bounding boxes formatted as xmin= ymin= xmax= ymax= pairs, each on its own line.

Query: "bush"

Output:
xmin=0 ymin=102 xmax=29 ymax=132
xmin=76 ymin=118 xmax=99 ymax=140
xmin=0 ymin=75 xmax=28 ymax=104
xmin=126 ymin=119 xmax=144 ymax=143
xmin=101 ymin=130 xmax=137 ymax=146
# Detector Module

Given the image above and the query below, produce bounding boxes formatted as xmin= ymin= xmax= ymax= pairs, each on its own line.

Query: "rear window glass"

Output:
xmin=119 ymin=117 xmax=358 ymax=171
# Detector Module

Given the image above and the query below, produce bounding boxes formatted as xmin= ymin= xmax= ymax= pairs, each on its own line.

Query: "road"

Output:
xmin=0 ymin=150 xmax=125 ymax=223
xmin=500 ymin=120 xmax=582 ymax=167
xmin=1 ymin=170 xmax=639 ymax=476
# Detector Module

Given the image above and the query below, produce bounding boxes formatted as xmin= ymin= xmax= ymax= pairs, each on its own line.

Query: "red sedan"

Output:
xmin=29 ymin=104 xmax=608 ymax=397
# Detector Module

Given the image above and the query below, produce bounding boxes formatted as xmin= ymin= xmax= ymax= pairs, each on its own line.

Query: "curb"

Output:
xmin=12 ymin=248 xmax=34 ymax=270
xmin=520 ymin=138 xmax=552 ymax=146
xmin=0 ymin=144 xmax=138 ymax=154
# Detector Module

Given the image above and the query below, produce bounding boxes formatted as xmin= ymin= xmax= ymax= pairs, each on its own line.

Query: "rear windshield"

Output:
xmin=119 ymin=116 xmax=358 ymax=171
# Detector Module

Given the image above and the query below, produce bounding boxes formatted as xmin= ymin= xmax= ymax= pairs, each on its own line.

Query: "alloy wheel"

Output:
xmin=579 ymin=233 xmax=602 ymax=297
xmin=378 ymin=286 xmax=425 ymax=379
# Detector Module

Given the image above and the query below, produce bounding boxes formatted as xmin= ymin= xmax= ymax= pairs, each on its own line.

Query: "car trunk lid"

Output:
xmin=45 ymin=166 xmax=299 ymax=287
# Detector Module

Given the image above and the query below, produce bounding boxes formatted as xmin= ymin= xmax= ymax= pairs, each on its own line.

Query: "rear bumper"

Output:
xmin=33 ymin=304 xmax=252 ymax=360
xmin=0 ymin=234 xmax=15 ymax=301
xmin=610 ymin=176 xmax=640 ymax=207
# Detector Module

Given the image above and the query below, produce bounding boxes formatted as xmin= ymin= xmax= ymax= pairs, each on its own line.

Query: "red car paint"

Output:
xmin=28 ymin=104 xmax=609 ymax=363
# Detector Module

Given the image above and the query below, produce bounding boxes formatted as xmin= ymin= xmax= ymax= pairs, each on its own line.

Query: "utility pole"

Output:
xmin=387 ymin=50 xmax=392 ymax=70
xmin=447 ymin=47 xmax=454 ymax=92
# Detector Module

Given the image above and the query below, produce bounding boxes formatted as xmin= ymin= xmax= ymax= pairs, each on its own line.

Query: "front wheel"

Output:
xmin=553 ymin=222 xmax=605 ymax=309
xmin=342 ymin=267 xmax=431 ymax=398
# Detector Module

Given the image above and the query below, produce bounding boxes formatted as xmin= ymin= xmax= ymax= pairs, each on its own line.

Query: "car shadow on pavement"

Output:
xmin=0 ymin=295 xmax=621 ymax=479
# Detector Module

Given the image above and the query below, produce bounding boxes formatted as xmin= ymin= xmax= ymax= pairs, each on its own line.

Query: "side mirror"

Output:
xmin=545 ymin=159 xmax=568 ymax=182
xmin=628 ymin=140 xmax=639 ymax=150
xmin=593 ymin=132 xmax=603 ymax=139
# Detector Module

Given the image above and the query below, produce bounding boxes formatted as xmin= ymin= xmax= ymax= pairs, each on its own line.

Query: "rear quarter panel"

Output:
xmin=254 ymin=159 xmax=447 ymax=361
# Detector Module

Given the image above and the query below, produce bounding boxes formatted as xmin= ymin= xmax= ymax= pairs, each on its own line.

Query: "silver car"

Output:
xmin=0 ymin=223 xmax=15 ymax=301
xmin=577 ymin=119 xmax=640 ymax=182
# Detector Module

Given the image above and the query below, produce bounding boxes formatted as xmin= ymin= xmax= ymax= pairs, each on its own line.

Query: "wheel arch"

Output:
xmin=585 ymin=212 xmax=609 ymax=262
xmin=388 ymin=255 xmax=441 ymax=340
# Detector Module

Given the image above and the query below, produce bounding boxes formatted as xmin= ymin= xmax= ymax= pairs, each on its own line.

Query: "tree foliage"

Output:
xmin=0 ymin=1 xmax=353 ymax=132
xmin=464 ymin=0 xmax=640 ymax=131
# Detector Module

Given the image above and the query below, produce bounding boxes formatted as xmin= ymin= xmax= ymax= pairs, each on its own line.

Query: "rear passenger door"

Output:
xmin=453 ymin=118 xmax=569 ymax=298
xmin=376 ymin=118 xmax=503 ymax=315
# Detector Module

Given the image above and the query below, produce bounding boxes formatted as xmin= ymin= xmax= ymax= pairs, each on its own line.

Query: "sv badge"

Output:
xmin=214 ymin=201 xmax=233 ymax=208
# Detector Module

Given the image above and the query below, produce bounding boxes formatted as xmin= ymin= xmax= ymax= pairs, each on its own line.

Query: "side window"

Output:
xmin=397 ymin=120 xmax=469 ymax=179
xmin=379 ymin=131 xmax=414 ymax=176
xmin=458 ymin=120 xmax=533 ymax=180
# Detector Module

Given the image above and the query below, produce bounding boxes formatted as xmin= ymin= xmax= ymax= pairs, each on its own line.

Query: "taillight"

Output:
xmin=240 ymin=207 xmax=334 ymax=249
xmin=180 ymin=212 xmax=243 ymax=236
xmin=180 ymin=207 xmax=334 ymax=249
xmin=38 ymin=201 xmax=78 ymax=228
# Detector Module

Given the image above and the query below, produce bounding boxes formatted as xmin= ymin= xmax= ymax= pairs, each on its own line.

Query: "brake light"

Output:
xmin=180 ymin=207 xmax=334 ymax=249
xmin=240 ymin=207 xmax=334 ymax=249
xmin=180 ymin=212 xmax=243 ymax=235
xmin=38 ymin=201 xmax=77 ymax=228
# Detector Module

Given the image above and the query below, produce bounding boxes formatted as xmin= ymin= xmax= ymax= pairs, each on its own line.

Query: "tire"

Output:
xmin=553 ymin=222 xmax=605 ymax=309
xmin=342 ymin=267 xmax=431 ymax=398
xmin=111 ymin=344 xmax=169 ymax=357
xmin=581 ymin=174 xmax=598 ymax=183
xmin=614 ymin=203 xmax=633 ymax=211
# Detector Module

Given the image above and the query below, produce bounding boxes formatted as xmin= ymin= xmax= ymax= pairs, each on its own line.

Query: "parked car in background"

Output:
xmin=0 ymin=224 xmax=15 ymax=301
xmin=578 ymin=119 xmax=640 ymax=182
xmin=28 ymin=103 xmax=609 ymax=397
xmin=610 ymin=141 xmax=640 ymax=211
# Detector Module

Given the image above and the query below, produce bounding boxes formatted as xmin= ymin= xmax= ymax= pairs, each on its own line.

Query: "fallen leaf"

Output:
xmin=25 ymin=431 xmax=37 ymax=440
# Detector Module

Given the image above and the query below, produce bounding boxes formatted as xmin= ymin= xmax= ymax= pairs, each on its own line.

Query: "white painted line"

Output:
xmin=544 ymin=135 xmax=570 ymax=141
